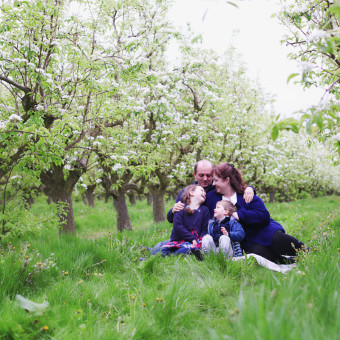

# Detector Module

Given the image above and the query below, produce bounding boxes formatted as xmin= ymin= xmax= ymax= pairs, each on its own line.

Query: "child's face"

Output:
xmin=191 ymin=186 xmax=206 ymax=204
xmin=214 ymin=203 xmax=228 ymax=220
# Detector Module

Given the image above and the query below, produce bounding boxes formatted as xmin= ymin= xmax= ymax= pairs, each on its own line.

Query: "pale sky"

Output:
xmin=167 ymin=0 xmax=324 ymax=118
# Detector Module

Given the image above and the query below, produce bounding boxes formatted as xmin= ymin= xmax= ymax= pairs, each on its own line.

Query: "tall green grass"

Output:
xmin=0 ymin=195 xmax=339 ymax=339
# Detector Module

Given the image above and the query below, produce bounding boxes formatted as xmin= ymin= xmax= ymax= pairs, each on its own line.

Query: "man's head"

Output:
xmin=193 ymin=160 xmax=214 ymax=188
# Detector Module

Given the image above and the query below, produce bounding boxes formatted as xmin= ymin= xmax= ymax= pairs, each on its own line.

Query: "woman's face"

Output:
xmin=213 ymin=175 xmax=229 ymax=194
xmin=191 ymin=185 xmax=206 ymax=204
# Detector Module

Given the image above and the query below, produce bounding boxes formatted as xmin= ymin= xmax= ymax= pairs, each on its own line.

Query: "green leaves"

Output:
xmin=287 ymin=73 xmax=299 ymax=84
xmin=271 ymin=118 xmax=300 ymax=141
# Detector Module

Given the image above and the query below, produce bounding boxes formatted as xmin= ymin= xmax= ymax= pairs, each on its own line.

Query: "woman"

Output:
xmin=161 ymin=184 xmax=210 ymax=260
xmin=205 ymin=163 xmax=306 ymax=263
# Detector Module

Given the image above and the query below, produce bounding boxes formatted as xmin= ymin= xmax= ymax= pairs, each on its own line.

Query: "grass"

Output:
xmin=0 ymin=195 xmax=339 ymax=339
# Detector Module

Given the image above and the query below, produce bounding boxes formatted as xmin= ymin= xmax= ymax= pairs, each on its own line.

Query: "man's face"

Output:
xmin=194 ymin=164 xmax=213 ymax=188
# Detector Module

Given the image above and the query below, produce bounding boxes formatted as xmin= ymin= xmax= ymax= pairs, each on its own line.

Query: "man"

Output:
xmin=149 ymin=160 xmax=254 ymax=255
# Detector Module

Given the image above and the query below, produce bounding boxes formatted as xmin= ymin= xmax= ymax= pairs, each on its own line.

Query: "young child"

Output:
xmin=161 ymin=184 xmax=210 ymax=260
xmin=201 ymin=200 xmax=245 ymax=258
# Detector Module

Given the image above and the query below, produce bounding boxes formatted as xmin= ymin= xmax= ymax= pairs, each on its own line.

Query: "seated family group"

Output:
xmin=151 ymin=160 xmax=306 ymax=264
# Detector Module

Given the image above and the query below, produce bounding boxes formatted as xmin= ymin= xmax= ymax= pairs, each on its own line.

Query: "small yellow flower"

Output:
xmin=42 ymin=326 xmax=49 ymax=331
xmin=27 ymin=244 xmax=31 ymax=248
xmin=142 ymin=303 xmax=146 ymax=307
xmin=131 ymin=295 xmax=136 ymax=300
xmin=78 ymin=280 xmax=83 ymax=284
xmin=77 ymin=309 xmax=82 ymax=313
xmin=65 ymin=271 xmax=69 ymax=275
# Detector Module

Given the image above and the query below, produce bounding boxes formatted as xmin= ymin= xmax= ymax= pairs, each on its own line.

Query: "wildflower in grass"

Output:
xmin=131 ymin=295 xmax=136 ymax=301
xmin=65 ymin=271 xmax=69 ymax=275
xmin=142 ymin=303 xmax=146 ymax=308
xmin=42 ymin=326 xmax=49 ymax=331
xmin=77 ymin=309 xmax=82 ymax=313
xmin=77 ymin=280 xmax=83 ymax=284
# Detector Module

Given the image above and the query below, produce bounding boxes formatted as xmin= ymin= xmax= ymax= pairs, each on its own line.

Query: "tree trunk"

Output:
xmin=152 ymin=189 xmax=166 ymax=223
xmin=41 ymin=165 xmax=80 ymax=235
xmin=55 ymin=192 xmax=76 ymax=236
xmin=147 ymin=192 xmax=153 ymax=206
xmin=113 ymin=189 xmax=132 ymax=232
xmin=85 ymin=184 xmax=96 ymax=207
xmin=269 ymin=191 xmax=275 ymax=203
xmin=127 ymin=190 xmax=136 ymax=205
xmin=81 ymin=193 xmax=88 ymax=205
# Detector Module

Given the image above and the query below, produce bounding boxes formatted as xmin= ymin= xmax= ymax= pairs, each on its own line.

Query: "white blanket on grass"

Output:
xmin=233 ymin=253 xmax=297 ymax=274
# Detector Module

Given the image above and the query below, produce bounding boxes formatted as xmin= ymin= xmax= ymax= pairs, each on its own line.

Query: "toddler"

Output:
xmin=202 ymin=200 xmax=245 ymax=258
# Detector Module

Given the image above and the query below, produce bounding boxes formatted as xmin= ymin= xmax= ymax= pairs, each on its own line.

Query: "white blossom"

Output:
xmin=307 ymin=30 xmax=329 ymax=42
xmin=112 ymin=163 xmax=122 ymax=171
xmin=93 ymin=141 xmax=101 ymax=146
xmin=0 ymin=121 xmax=7 ymax=129
xmin=36 ymin=104 xmax=44 ymax=111
xmin=10 ymin=175 xmax=21 ymax=180
xmin=96 ymin=178 xmax=102 ymax=184
xmin=298 ymin=61 xmax=314 ymax=73
xmin=8 ymin=114 xmax=22 ymax=121
xmin=64 ymin=165 xmax=71 ymax=170
xmin=81 ymin=183 xmax=88 ymax=189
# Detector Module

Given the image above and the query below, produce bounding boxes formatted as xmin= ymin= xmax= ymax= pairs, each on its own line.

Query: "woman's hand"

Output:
xmin=221 ymin=227 xmax=228 ymax=236
xmin=243 ymin=186 xmax=254 ymax=203
xmin=232 ymin=212 xmax=239 ymax=220
xmin=172 ymin=201 xmax=185 ymax=214
xmin=192 ymin=240 xmax=197 ymax=246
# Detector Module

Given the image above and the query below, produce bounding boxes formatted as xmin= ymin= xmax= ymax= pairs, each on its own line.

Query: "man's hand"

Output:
xmin=172 ymin=201 xmax=185 ymax=214
xmin=243 ymin=186 xmax=254 ymax=203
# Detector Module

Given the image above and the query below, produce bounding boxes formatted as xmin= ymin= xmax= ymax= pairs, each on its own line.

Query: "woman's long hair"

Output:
xmin=213 ymin=163 xmax=246 ymax=195
xmin=181 ymin=184 xmax=198 ymax=215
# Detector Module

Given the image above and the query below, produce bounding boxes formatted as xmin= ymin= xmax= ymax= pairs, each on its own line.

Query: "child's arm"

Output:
xmin=229 ymin=219 xmax=245 ymax=242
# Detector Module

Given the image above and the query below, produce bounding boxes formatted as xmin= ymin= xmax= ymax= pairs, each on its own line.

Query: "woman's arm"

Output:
xmin=236 ymin=195 xmax=271 ymax=227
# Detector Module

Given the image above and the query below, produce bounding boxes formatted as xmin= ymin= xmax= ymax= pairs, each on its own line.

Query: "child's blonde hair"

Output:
xmin=216 ymin=200 xmax=237 ymax=216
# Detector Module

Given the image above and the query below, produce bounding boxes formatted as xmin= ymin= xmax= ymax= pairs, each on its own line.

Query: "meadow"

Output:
xmin=0 ymin=195 xmax=339 ymax=339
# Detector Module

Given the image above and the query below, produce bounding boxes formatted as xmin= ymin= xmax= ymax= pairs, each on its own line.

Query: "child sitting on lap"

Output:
xmin=202 ymin=200 xmax=245 ymax=258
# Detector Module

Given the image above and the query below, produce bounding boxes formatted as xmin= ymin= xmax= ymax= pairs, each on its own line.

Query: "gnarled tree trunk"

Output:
xmin=113 ymin=189 xmax=132 ymax=232
xmin=149 ymin=185 xmax=166 ymax=223
xmin=85 ymin=184 xmax=96 ymax=207
xmin=127 ymin=190 xmax=136 ymax=205
xmin=41 ymin=164 xmax=82 ymax=235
